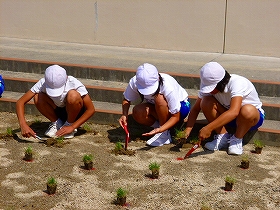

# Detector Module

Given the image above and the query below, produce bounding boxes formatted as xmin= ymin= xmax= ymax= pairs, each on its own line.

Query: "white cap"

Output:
xmin=200 ymin=62 xmax=225 ymax=93
xmin=136 ymin=63 xmax=159 ymax=95
xmin=45 ymin=65 xmax=67 ymax=97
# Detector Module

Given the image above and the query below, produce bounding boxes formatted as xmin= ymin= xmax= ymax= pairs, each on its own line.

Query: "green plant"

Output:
xmin=201 ymin=202 xmax=212 ymax=210
xmin=116 ymin=187 xmax=127 ymax=198
xmin=225 ymin=175 xmax=236 ymax=184
xmin=34 ymin=119 xmax=42 ymax=124
xmin=241 ymin=154 xmax=249 ymax=162
xmin=82 ymin=123 xmax=92 ymax=132
xmin=253 ymin=139 xmax=265 ymax=148
xmin=174 ymin=128 xmax=186 ymax=140
xmin=25 ymin=146 xmax=33 ymax=155
xmin=149 ymin=161 xmax=161 ymax=171
xmin=190 ymin=137 xmax=200 ymax=145
xmin=83 ymin=154 xmax=93 ymax=164
xmin=115 ymin=141 xmax=123 ymax=151
xmin=6 ymin=127 xmax=13 ymax=136
xmin=47 ymin=177 xmax=57 ymax=186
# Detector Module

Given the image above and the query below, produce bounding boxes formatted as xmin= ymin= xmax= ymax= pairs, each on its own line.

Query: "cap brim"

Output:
xmin=137 ymin=81 xmax=159 ymax=95
xmin=200 ymin=83 xmax=216 ymax=94
xmin=46 ymin=84 xmax=65 ymax=97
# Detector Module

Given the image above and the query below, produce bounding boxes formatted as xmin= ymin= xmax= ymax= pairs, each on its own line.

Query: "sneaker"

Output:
xmin=146 ymin=130 xmax=172 ymax=147
xmin=228 ymin=137 xmax=243 ymax=155
xmin=204 ymin=133 xmax=230 ymax=151
xmin=44 ymin=119 xmax=64 ymax=138
xmin=61 ymin=121 xmax=77 ymax=139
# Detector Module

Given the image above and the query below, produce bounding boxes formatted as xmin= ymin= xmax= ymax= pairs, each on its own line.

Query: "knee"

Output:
xmin=200 ymin=96 xmax=216 ymax=112
xmin=66 ymin=90 xmax=82 ymax=104
xmin=240 ymin=105 xmax=258 ymax=120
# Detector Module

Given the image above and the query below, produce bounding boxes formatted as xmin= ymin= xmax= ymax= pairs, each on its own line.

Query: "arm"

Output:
xmin=16 ymin=90 xmax=37 ymax=138
xmin=118 ymin=98 xmax=131 ymax=128
xmin=199 ymin=96 xmax=242 ymax=140
xmin=184 ymin=98 xmax=202 ymax=139
xmin=142 ymin=112 xmax=180 ymax=136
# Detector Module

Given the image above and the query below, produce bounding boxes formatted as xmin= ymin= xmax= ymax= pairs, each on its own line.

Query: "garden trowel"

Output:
xmin=122 ymin=123 xmax=130 ymax=150
xmin=184 ymin=143 xmax=200 ymax=159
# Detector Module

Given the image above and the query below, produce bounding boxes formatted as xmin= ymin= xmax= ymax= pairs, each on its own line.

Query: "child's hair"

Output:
xmin=152 ymin=74 xmax=163 ymax=96
xmin=215 ymin=70 xmax=231 ymax=93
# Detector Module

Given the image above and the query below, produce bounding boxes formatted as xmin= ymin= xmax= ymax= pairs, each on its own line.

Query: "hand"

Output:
xmin=21 ymin=124 xmax=36 ymax=138
xmin=199 ymin=126 xmax=212 ymax=141
xmin=56 ymin=125 xmax=74 ymax=137
xmin=119 ymin=115 xmax=127 ymax=129
xmin=142 ymin=128 xmax=161 ymax=136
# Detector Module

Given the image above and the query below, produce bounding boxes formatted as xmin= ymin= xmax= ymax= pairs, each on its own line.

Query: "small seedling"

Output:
xmin=253 ymin=139 xmax=265 ymax=154
xmin=149 ymin=161 xmax=161 ymax=179
xmin=241 ymin=154 xmax=250 ymax=169
xmin=46 ymin=177 xmax=57 ymax=195
xmin=24 ymin=146 xmax=33 ymax=161
xmin=34 ymin=119 xmax=42 ymax=124
xmin=174 ymin=128 xmax=186 ymax=140
xmin=253 ymin=139 xmax=264 ymax=148
xmin=82 ymin=123 xmax=92 ymax=132
xmin=25 ymin=146 xmax=33 ymax=155
xmin=82 ymin=154 xmax=94 ymax=170
xmin=83 ymin=154 xmax=93 ymax=164
xmin=116 ymin=187 xmax=127 ymax=206
xmin=190 ymin=137 xmax=200 ymax=145
xmin=115 ymin=141 xmax=123 ymax=151
xmin=6 ymin=127 xmax=13 ymax=137
xmin=224 ymin=175 xmax=236 ymax=191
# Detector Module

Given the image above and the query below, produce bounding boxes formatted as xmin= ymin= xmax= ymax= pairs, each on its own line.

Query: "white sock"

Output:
xmin=231 ymin=135 xmax=242 ymax=141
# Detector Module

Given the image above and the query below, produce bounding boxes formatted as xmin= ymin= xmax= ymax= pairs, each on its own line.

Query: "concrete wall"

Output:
xmin=0 ymin=0 xmax=279 ymax=57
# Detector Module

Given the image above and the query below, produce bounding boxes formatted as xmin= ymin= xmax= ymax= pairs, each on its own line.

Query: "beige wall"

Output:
xmin=0 ymin=0 xmax=279 ymax=57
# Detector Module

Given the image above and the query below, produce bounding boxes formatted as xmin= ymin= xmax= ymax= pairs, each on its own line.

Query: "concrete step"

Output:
xmin=1 ymin=58 xmax=280 ymax=97
xmin=0 ymin=64 xmax=279 ymax=146
xmin=1 ymin=69 xmax=279 ymax=121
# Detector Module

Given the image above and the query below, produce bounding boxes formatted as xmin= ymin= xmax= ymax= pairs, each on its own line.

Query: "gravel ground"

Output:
xmin=0 ymin=112 xmax=280 ymax=210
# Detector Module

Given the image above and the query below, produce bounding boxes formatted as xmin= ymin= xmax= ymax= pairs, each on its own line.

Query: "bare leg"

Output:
xmin=235 ymin=104 xmax=260 ymax=138
xmin=34 ymin=92 xmax=58 ymax=122
xmin=65 ymin=90 xmax=83 ymax=123
xmin=200 ymin=96 xmax=228 ymax=134
xmin=154 ymin=94 xmax=170 ymax=126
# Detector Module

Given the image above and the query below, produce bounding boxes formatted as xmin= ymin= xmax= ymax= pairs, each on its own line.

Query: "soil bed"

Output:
xmin=0 ymin=112 xmax=280 ymax=210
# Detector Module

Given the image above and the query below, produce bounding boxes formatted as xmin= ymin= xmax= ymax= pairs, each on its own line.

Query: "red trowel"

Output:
xmin=122 ymin=123 xmax=130 ymax=150
xmin=183 ymin=143 xmax=199 ymax=159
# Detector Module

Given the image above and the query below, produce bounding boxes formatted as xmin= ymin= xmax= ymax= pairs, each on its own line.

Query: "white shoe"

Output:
xmin=204 ymin=133 xmax=230 ymax=151
xmin=61 ymin=121 xmax=77 ymax=139
xmin=146 ymin=130 xmax=172 ymax=147
xmin=44 ymin=119 xmax=64 ymax=138
xmin=228 ymin=137 xmax=243 ymax=155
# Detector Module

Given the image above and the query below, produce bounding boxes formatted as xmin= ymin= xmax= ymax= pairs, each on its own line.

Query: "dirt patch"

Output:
xmin=0 ymin=112 xmax=280 ymax=210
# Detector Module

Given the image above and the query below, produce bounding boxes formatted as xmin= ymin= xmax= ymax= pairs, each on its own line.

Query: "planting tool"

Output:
xmin=122 ymin=123 xmax=130 ymax=150
xmin=35 ymin=135 xmax=42 ymax=140
xmin=184 ymin=143 xmax=199 ymax=159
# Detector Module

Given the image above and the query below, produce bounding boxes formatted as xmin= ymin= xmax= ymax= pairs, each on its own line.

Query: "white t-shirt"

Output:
xmin=123 ymin=73 xmax=188 ymax=114
xmin=198 ymin=74 xmax=264 ymax=114
xmin=30 ymin=76 xmax=88 ymax=107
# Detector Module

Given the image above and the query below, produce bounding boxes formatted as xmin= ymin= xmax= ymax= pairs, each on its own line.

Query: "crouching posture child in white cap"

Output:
xmin=16 ymin=65 xmax=95 ymax=139
xmin=185 ymin=62 xmax=265 ymax=155
xmin=119 ymin=63 xmax=190 ymax=147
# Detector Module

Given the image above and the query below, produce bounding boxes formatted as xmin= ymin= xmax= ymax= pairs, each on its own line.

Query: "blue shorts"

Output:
xmin=180 ymin=99 xmax=191 ymax=121
xmin=227 ymin=109 xmax=265 ymax=131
